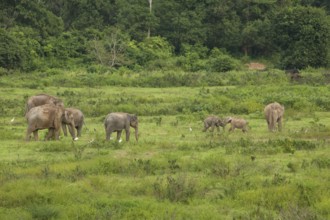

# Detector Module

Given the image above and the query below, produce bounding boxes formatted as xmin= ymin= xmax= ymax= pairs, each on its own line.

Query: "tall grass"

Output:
xmin=0 ymin=69 xmax=329 ymax=219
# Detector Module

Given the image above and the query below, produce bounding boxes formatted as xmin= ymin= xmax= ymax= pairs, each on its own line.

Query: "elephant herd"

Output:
xmin=25 ymin=94 xmax=84 ymax=141
xmin=24 ymin=94 xmax=284 ymax=142
xmin=24 ymin=94 xmax=138 ymax=142
xmin=203 ymin=102 xmax=284 ymax=133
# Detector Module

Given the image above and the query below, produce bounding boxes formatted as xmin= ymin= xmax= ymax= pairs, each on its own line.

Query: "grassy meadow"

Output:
xmin=0 ymin=69 xmax=330 ymax=219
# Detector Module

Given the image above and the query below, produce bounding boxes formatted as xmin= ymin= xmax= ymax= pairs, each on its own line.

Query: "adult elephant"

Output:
xmin=264 ymin=102 xmax=285 ymax=132
xmin=25 ymin=104 xmax=76 ymax=141
xmin=25 ymin=94 xmax=63 ymax=115
xmin=104 ymin=112 xmax=138 ymax=142
xmin=62 ymin=108 xmax=84 ymax=138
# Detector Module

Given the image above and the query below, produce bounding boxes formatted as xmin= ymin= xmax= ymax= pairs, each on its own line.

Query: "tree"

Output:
xmin=147 ymin=0 xmax=152 ymax=38
xmin=154 ymin=0 xmax=207 ymax=53
xmin=88 ymin=28 xmax=129 ymax=68
xmin=0 ymin=29 xmax=23 ymax=69
xmin=241 ymin=19 xmax=273 ymax=56
xmin=58 ymin=0 xmax=116 ymax=30
xmin=270 ymin=6 xmax=330 ymax=69
xmin=116 ymin=0 xmax=159 ymax=41
xmin=15 ymin=0 xmax=64 ymax=37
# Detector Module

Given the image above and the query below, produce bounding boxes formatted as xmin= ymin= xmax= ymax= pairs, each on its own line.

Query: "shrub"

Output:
xmin=28 ymin=204 xmax=60 ymax=220
xmin=153 ymin=175 xmax=196 ymax=203
xmin=208 ymin=48 xmax=242 ymax=72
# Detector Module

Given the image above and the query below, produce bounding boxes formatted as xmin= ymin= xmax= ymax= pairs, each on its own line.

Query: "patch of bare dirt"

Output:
xmin=246 ymin=62 xmax=266 ymax=70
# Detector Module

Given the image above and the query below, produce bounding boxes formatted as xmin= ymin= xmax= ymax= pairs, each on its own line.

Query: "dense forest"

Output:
xmin=0 ymin=0 xmax=330 ymax=74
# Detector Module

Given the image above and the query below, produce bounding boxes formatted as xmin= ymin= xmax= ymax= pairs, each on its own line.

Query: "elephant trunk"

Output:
xmin=67 ymin=122 xmax=78 ymax=140
xmin=135 ymin=127 xmax=139 ymax=141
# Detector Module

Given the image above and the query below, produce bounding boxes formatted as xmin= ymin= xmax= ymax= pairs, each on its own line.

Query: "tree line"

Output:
xmin=0 ymin=0 xmax=329 ymax=73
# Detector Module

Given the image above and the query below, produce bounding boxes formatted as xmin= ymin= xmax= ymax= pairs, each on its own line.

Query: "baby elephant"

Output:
xmin=203 ymin=115 xmax=229 ymax=132
xmin=104 ymin=112 xmax=138 ymax=142
xmin=62 ymin=108 xmax=84 ymax=138
xmin=228 ymin=117 xmax=249 ymax=132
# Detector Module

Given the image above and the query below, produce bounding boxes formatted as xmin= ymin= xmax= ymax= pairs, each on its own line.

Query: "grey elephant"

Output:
xmin=25 ymin=104 xmax=76 ymax=141
xmin=264 ymin=102 xmax=285 ymax=132
xmin=25 ymin=94 xmax=63 ymax=115
xmin=104 ymin=112 xmax=139 ymax=141
xmin=228 ymin=117 xmax=249 ymax=132
xmin=62 ymin=108 xmax=84 ymax=138
xmin=203 ymin=115 xmax=230 ymax=132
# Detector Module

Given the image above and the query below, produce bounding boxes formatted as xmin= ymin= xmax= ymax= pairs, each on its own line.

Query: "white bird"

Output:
xmin=74 ymin=137 xmax=79 ymax=141
xmin=119 ymin=138 xmax=122 ymax=143
xmin=10 ymin=117 xmax=15 ymax=123
xmin=189 ymin=127 xmax=192 ymax=132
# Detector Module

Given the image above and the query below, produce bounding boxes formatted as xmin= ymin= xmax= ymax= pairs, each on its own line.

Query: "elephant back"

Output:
xmin=26 ymin=94 xmax=64 ymax=114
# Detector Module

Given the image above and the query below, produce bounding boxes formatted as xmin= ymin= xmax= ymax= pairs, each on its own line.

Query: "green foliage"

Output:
xmin=28 ymin=204 xmax=60 ymax=220
xmin=271 ymin=6 xmax=330 ymax=69
xmin=1 ymin=0 xmax=330 ymax=73
xmin=0 ymin=29 xmax=26 ymax=70
xmin=16 ymin=0 xmax=64 ymax=37
xmin=127 ymin=36 xmax=173 ymax=68
xmin=88 ymin=27 xmax=130 ymax=68
xmin=208 ymin=48 xmax=242 ymax=72
xmin=153 ymin=175 xmax=196 ymax=203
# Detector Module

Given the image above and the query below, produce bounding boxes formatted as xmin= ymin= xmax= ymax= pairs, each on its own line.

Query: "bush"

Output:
xmin=153 ymin=175 xmax=196 ymax=203
xmin=207 ymin=48 xmax=242 ymax=72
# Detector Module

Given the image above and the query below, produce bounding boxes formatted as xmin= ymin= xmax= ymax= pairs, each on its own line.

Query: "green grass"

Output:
xmin=0 ymin=73 xmax=330 ymax=219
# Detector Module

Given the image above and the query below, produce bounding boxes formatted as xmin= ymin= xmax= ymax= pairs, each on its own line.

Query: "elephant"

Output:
xmin=25 ymin=94 xmax=64 ymax=115
xmin=62 ymin=108 xmax=84 ymax=138
xmin=25 ymin=104 xmax=76 ymax=141
xmin=228 ymin=117 xmax=249 ymax=132
xmin=104 ymin=112 xmax=138 ymax=142
xmin=264 ymin=102 xmax=285 ymax=132
xmin=203 ymin=116 xmax=230 ymax=132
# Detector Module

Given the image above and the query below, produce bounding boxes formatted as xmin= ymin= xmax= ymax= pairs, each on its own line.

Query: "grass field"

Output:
xmin=0 ymin=77 xmax=330 ymax=219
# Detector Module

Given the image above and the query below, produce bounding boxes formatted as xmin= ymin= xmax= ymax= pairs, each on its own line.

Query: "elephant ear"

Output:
xmin=129 ymin=114 xmax=138 ymax=127
xmin=133 ymin=115 xmax=138 ymax=123
xmin=129 ymin=114 xmax=136 ymax=121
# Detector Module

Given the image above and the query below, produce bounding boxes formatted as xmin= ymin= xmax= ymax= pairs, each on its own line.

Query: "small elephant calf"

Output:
xmin=104 ymin=112 xmax=139 ymax=142
xmin=203 ymin=116 xmax=230 ymax=132
xmin=228 ymin=117 xmax=249 ymax=133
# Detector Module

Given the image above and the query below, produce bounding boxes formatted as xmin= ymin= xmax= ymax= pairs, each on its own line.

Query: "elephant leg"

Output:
xmin=117 ymin=130 xmax=123 ymax=141
xmin=26 ymin=128 xmax=33 ymax=141
xmin=62 ymin=123 xmax=68 ymax=136
xmin=202 ymin=122 xmax=209 ymax=132
xmin=267 ymin=120 xmax=272 ymax=131
xmin=33 ymin=130 xmax=39 ymax=141
xmin=210 ymin=123 xmax=215 ymax=132
xmin=54 ymin=129 xmax=61 ymax=140
xmin=105 ymin=128 xmax=112 ymax=141
xmin=77 ymin=126 xmax=82 ymax=137
xmin=125 ymin=129 xmax=130 ymax=141
xmin=278 ymin=118 xmax=282 ymax=131
xmin=67 ymin=125 xmax=76 ymax=140
xmin=46 ymin=128 xmax=54 ymax=140
xmin=216 ymin=126 xmax=220 ymax=132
